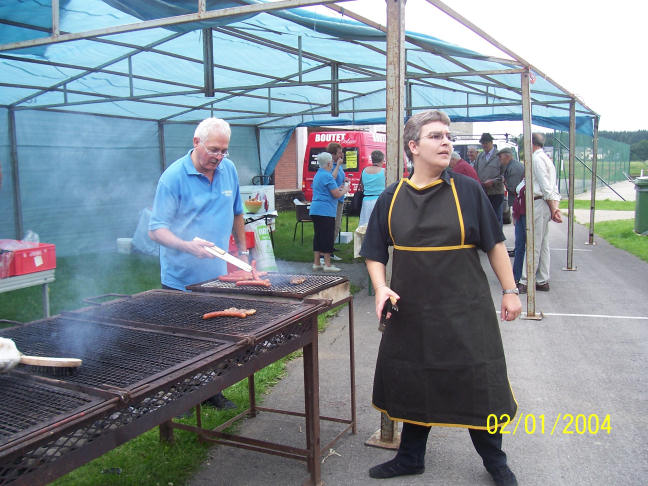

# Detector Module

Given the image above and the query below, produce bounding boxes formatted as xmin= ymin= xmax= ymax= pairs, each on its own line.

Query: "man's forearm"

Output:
xmin=232 ymin=214 xmax=247 ymax=252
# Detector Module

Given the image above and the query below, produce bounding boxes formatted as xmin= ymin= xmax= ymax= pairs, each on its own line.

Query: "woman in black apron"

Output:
xmin=360 ymin=110 xmax=521 ymax=486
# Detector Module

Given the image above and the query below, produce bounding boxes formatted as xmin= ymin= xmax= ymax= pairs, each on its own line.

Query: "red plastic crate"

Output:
xmin=0 ymin=240 xmax=56 ymax=277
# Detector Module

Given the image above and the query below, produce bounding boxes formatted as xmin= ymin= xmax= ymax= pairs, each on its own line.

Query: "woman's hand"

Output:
xmin=374 ymin=285 xmax=400 ymax=320
xmin=501 ymin=293 xmax=522 ymax=321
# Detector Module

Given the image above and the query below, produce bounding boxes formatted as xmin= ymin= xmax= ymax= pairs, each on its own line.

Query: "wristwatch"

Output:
xmin=239 ymin=250 xmax=249 ymax=256
xmin=502 ymin=288 xmax=519 ymax=295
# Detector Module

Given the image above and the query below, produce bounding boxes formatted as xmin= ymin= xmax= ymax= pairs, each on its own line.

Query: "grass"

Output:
xmin=559 ymin=199 xmax=635 ymax=211
xmin=630 ymin=160 xmax=648 ymax=177
xmin=591 ymin=219 xmax=648 ymax=263
xmin=272 ymin=209 xmax=360 ymax=263
xmin=0 ymin=218 xmax=357 ymax=486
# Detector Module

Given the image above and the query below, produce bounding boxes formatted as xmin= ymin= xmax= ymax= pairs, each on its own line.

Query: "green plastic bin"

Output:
xmin=634 ymin=176 xmax=648 ymax=235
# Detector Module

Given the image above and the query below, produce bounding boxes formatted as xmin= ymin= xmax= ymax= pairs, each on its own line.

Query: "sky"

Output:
xmin=305 ymin=0 xmax=646 ymax=133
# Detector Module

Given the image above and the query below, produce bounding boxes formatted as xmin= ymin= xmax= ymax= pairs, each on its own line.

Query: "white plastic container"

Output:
xmin=337 ymin=231 xmax=353 ymax=244
xmin=116 ymin=238 xmax=132 ymax=254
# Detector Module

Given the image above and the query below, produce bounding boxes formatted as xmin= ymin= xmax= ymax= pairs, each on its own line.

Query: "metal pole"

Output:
xmin=51 ymin=0 xmax=60 ymax=37
xmin=366 ymin=0 xmax=406 ymax=450
xmin=331 ymin=62 xmax=339 ymax=117
xmin=385 ymin=0 xmax=406 ymax=187
xmin=8 ymin=108 xmax=23 ymax=239
xmin=520 ymin=69 xmax=538 ymax=318
xmin=202 ymin=28 xmax=214 ymax=97
xmin=587 ymin=117 xmax=600 ymax=245
xmin=157 ymin=120 xmax=166 ymax=174
xmin=565 ymin=99 xmax=576 ymax=270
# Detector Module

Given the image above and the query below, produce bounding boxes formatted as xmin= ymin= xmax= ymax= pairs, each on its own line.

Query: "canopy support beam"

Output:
xmin=203 ymin=28 xmax=214 ymax=97
xmin=587 ymin=117 xmax=600 ymax=245
xmin=565 ymin=99 xmax=577 ymax=271
xmin=521 ymin=69 xmax=539 ymax=319
xmin=8 ymin=109 xmax=23 ymax=240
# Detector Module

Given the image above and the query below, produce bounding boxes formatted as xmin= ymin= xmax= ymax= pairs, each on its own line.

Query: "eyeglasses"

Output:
xmin=201 ymin=142 xmax=229 ymax=158
xmin=420 ymin=132 xmax=456 ymax=143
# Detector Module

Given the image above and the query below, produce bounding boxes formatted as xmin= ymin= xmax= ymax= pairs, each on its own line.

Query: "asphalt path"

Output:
xmin=188 ymin=207 xmax=647 ymax=486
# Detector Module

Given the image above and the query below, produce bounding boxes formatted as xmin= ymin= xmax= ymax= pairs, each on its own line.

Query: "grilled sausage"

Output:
xmin=235 ymin=279 xmax=271 ymax=287
xmin=203 ymin=310 xmax=248 ymax=319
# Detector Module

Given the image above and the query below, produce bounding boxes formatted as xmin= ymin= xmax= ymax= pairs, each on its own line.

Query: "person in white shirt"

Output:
xmin=517 ymin=133 xmax=562 ymax=293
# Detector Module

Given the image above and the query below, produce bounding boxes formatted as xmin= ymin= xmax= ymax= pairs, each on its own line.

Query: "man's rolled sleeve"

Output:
xmin=149 ymin=181 xmax=176 ymax=231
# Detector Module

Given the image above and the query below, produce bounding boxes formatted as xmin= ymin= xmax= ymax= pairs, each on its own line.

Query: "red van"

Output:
xmin=301 ymin=130 xmax=387 ymax=201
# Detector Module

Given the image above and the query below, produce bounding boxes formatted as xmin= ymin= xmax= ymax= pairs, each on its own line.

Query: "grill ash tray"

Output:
xmin=187 ymin=273 xmax=349 ymax=300
xmin=66 ymin=290 xmax=320 ymax=337
xmin=0 ymin=317 xmax=236 ymax=390
xmin=0 ymin=374 xmax=102 ymax=446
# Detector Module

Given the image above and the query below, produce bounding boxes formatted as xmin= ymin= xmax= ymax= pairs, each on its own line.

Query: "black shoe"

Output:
xmin=368 ymin=458 xmax=424 ymax=479
xmin=202 ymin=392 xmax=236 ymax=410
xmin=507 ymin=249 xmax=515 ymax=257
xmin=517 ymin=282 xmax=527 ymax=294
xmin=536 ymin=281 xmax=550 ymax=291
xmin=487 ymin=464 xmax=518 ymax=486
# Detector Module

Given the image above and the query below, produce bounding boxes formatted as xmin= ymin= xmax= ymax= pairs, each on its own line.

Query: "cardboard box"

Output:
xmin=0 ymin=240 xmax=56 ymax=277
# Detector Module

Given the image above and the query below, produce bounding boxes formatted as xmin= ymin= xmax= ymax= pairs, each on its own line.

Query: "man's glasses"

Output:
xmin=201 ymin=142 xmax=229 ymax=158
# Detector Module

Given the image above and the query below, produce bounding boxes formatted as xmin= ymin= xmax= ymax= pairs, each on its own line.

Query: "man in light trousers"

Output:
xmin=517 ymin=133 xmax=562 ymax=293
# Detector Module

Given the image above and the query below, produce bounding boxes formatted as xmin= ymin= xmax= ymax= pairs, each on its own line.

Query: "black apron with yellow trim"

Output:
xmin=372 ymin=178 xmax=517 ymax=429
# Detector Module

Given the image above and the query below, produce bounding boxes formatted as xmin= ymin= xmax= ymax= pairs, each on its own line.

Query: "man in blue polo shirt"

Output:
xmin=149 ymin=117 xmax=247 ymax=410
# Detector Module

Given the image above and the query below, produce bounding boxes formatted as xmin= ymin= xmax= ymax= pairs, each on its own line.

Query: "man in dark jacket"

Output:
xmin=474 ymin=133 xmax=505 ymax=227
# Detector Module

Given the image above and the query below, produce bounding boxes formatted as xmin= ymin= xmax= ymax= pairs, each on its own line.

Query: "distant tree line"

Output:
xmin=600 ymin=130 xmax=648 ymax=161
xmin=514 ymin=130 xmax=647 ymax=161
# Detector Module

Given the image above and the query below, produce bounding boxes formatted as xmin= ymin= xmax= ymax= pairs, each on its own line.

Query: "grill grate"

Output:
xmin=0 ymin=318 xmax=233 ymax=389
xmin=68 ymin=291 xmax=308 ymax=335
xmin=0 ymin=375 xmax=96 ymax=441
xmin=187 ymin=273 xmax=347 ymax=298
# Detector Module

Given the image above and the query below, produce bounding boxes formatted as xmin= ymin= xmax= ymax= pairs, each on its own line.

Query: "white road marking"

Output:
xmin=497 ymin=311 xmax=648 ymax=320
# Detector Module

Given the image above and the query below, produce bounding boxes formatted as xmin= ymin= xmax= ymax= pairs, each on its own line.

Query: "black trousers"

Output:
xmin=396 ymin=422 xmax=507 ymax=470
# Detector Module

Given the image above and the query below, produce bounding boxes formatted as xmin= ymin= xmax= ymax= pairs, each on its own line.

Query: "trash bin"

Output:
xmin=634 ymin=176 xmax=648 ymax=236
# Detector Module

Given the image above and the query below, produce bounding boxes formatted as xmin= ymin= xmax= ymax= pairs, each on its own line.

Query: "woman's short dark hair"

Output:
xmin=371 ymin=150 xmax=384 ymax=164
xmin=404 ymin=110 xmax=451 ymax=160
xmin=326 ymin=142 xmax=342 ymax=155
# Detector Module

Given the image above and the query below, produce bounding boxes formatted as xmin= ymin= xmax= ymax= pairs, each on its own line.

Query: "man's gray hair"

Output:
xmin=317 ymin=151 xmax=333 ymax=168
xmin=194 ymin=118 xmax=232 ymax=142
xmin=404 ymin=110 xmax=451 ymax=160
xmin=532 ymin=132 xmax=545 ymax=148
xmin=450 ymin=151 xmax=461 ymax=161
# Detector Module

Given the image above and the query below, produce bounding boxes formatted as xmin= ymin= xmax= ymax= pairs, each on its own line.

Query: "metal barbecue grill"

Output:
xmin=2 ymin=317 xmax=230 ymax=388
xmin=187 ymin=273 xmax=348 ymax=299
xmin=186 ymin=273 xmax=357 ymax=456
xmin=0 ymin=374 xmax=99 ymax=441
xmin=0 ymin=290 xmax=326 ymax=486
xmin=67 ymin=290 xmax=310 ymax=338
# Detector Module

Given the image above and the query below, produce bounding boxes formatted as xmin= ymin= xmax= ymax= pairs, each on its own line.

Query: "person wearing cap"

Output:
xmin=449 ymin=151 xmax=480 ymax=183
xmin=498 ymin=147 xmax=526 ymax=277
xmin=309 ymin=151 xmax=349 ymax=272
xmin=474 ymin=133 xmax=506 ymax=227
xmin=517 ymin=133 xmax=562 ymax=293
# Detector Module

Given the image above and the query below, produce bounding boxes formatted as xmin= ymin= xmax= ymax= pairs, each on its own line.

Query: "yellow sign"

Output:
xmin=345 ymin=150 xmax=358 ymax=170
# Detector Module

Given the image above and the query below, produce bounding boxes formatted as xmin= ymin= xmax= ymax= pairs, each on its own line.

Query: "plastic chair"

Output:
xmin=293 ymin=201 xmax=312 ymax=244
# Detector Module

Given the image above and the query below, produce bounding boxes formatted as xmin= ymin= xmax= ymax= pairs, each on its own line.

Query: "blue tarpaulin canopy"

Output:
xmin=0 ymin=0 xmax=598 ymax=254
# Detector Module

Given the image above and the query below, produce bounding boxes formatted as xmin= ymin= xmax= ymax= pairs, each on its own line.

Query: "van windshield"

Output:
xmin=307 ymin=146 xmax=360 ymax=172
